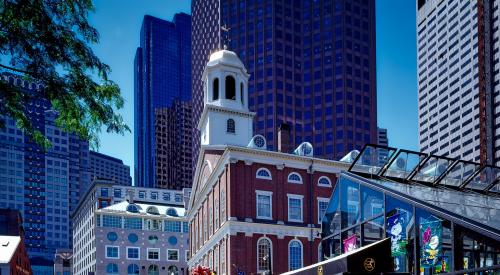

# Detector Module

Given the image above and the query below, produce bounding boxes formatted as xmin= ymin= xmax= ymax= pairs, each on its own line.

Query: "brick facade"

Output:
xmin=188 ymin=146 xmax=348 ymax=274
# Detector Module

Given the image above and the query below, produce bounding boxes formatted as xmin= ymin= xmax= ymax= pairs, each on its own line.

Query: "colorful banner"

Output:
xmin=387 ymin=212 xmax=408 ymax=256
xmin=420 ymin=220 xmax=442 ymax=267
xmin=343 ymin=234 xmax=357 ymax=252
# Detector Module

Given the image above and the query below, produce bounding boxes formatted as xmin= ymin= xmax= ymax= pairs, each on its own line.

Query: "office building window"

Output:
xmin=147 ymin=248 xmax=160 ymax=261
xmin=256 ymin=190 xmax=272 ymax=219
xmin=106 ymin=246 xmax=119 ymax=259
xmin=288 ymin=195 xmax=304 ymax=222
xmin=127 ymin=247 xmax=140 ymax=260
xmin=167 ymin=249 xmax=179 ymax=261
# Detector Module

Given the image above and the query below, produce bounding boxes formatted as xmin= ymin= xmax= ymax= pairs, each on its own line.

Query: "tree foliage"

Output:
xmin=0 ymin=0 xmax=130 ymax=149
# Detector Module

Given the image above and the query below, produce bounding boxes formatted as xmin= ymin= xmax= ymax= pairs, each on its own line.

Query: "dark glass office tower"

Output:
xmin=134 ymin=13 xmax=193 ymax=188
xmin=192 ymin=0 xmax=377 ymax=166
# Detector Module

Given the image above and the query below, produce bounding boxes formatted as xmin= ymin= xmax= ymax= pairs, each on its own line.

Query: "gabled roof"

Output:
xmin=0 ymin=236 xmax=21 ymax=264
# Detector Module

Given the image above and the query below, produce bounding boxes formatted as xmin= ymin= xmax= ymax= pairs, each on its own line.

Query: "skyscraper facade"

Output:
xmin=0 ymin=74 xmax=90 ymax=271
xmin=417 ymin=0 xmax=500 ymax=166
xmin=192 ymin=0 xmax=378 ymax=166
xmin=89 ymin=151 xmax=132 ymax=186
xmin=154 ymin=99 xmax=193 ymax=190
xmin=134 ymin=13 xmax=193 ymax=188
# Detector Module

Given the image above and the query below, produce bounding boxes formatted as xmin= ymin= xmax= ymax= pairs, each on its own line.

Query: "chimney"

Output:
xmin=278 ymin=123 xmax=291 ymax=153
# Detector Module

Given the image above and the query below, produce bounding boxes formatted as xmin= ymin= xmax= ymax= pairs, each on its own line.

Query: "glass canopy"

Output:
xmin=348 ymin=144 xmax=500 ymax=194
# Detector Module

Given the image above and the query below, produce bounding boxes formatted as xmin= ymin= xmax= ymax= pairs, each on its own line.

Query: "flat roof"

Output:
xmin=0 ymin=236 xmax=21 ymax=264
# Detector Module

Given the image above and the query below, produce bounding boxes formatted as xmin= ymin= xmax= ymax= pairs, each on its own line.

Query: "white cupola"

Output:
xmin=198 ymin=49 xmax=255 ymax=147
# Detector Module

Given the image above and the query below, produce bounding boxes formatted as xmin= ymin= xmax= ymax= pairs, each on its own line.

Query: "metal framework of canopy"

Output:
xmin=348 ymin=144 xmax=500 ymax=194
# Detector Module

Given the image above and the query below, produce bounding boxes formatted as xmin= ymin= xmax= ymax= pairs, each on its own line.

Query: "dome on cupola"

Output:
xmin=207 ymin=49 xmax=246 ymax=70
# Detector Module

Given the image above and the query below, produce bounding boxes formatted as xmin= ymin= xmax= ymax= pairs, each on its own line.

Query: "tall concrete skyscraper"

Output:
xmin=0 ymin=73 xmax=90 ymax=273
xmin=417 ymin=0 xmax=500 ymax=165
xmin=134 ymin=13 xmax=193 ymax=189
xmin=192 ymin=0 xmax=378 ymax=167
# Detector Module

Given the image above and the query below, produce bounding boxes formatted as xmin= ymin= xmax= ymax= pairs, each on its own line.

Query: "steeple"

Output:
xmin=198 ymin=50 xmax=255 ymax=147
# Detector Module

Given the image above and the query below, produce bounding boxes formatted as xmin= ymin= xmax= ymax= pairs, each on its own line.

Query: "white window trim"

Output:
xmin=256 ymin=168 xmax=272 ymax=180
xmin=126 ymin=246 xmax=140 ymax=260
xmin=288 ymin=239 xmax=304 ymax=271
xmin=255 ymin=190 xmax=273 ymax=220
xmin=317 ymin=197 xmax=330 ymax=224
xmin=318 ymin=243 xmax=322 ymax=262
xmin=105 ymin=245 xmax=119 ymax=259
xmin=317 ymin=176 xmax=332 ymax=187
xmin=287 ymin=194 xmax=304 ymax=223
xmin=256 ymin=237 xmax=273 ymax=273
xmin=147 ymin=248 xmax=160 ymax=261
xmin=287 ymin=172 xmax=303 ymax=184
xmin=167 ymin=248 xmax=180 ymax=262
xmin=185 ymin=250 xmax=190 ymax=261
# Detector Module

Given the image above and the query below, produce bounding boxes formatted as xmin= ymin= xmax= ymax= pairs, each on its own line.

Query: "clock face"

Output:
xmin=254 ymin=136 xmax=265 ymax=148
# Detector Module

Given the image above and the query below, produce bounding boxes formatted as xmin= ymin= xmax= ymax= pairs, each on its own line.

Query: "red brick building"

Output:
xmin=187 ymin=50 xmax=349 ymax=274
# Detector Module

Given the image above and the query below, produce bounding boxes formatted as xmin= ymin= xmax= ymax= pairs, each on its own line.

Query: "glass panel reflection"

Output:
xmin=439 ymin=161 xmax=480 ymax=187
xmin=383 ymin=151 xmax=426 ymax=180
xmin=341 ymin=178 xmax=360 ymax=228
xmin=361 ymin=185 xmax=384 ymax=221
xmin=466 ymin=166 xmax=500 ymax=190
xmin=349 ymin=145 xmax=397 ymax=175
xmin=321 ymin=185 xmax=340 ymax=236
xmin=411 ymin=156 xmax=454 ymax=183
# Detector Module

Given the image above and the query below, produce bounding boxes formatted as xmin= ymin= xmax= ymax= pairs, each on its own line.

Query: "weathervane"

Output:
xmin=220 ymin=24 xmax=230 ymax=50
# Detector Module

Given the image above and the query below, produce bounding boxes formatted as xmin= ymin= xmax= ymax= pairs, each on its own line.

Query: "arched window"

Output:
xmin=168 ymin=266 xmax=179 ymax=275
xmin=288 ymin=240 xmax=303 ymax=271
xmin=146 ymin=206 xmax=159 ymax=215
xmin=126 ymin=204 xmax=140 ymax=213
xmin=167 ymin=208 xmax=178 ymax=217
xmin=240 ymin=82 xmax=244 ymax=104
xmin=127 ymin=264 xmax=140 ymax=275
xmin=225 ymin=75 xmax=236 ymax=99
xmin=256 ymin=168 xmax=272 ymax=180
xmin=257 ymin=237 xmax=272 ymax=273
xmin=287 ymin=172 xmax=303 ymax=184
xmin=148 ymin=265 xmax=159 ymax=275
xmin=106 ymin=263 xmax=119 ymax=275
xmin=148 ymin=235 xmax=159 ymax=244
xmin=213 ymin=78 xmax=219 ymax=100
xmin=226 ymin=119 xmax=235 ymax=133
xmin=318 ymin=176 xmax=332 ymax=187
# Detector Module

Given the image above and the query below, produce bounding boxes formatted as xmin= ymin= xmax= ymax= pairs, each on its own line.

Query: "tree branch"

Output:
xmin=0 ymin=63 xmax=33 ymax=75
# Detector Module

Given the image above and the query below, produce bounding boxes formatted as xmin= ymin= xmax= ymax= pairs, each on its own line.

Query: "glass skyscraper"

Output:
xmin=0 ymin=73 xmax=90 ymax=273
xmin=192 ymin=0 xmax=378 ymax=166
xmin=134 ymin=13 xmax=193 ymax=188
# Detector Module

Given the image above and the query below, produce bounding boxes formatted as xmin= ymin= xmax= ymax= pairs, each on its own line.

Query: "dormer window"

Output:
xmin=227 ymin=119 xmax=235 ymax=133
xmin=226 ymin=75 xmax=236 ymax=100
xmin=213 ymin=78 xmax=219 ymax=100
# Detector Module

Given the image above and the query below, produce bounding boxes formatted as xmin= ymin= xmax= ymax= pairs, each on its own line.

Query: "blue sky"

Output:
xmin=90 ymin=0 xmax=418 ymax=184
